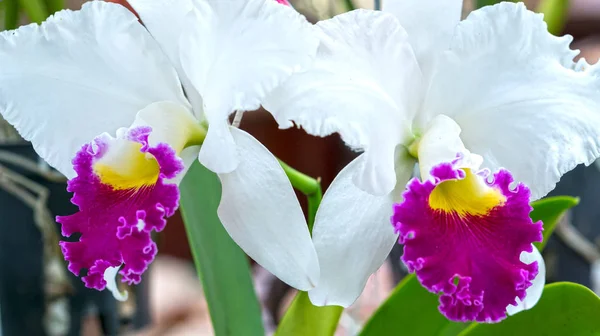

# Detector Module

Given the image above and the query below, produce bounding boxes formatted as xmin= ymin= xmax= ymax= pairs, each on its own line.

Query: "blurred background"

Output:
xmin=1 ymin=0 xmax=600 ymax=335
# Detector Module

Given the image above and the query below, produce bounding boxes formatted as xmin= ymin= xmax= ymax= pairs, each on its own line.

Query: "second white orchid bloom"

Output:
xmin=264 ymin=1 xmax=600 ymax=322
xmin=0 ymin=0 xmax=320 ymax=299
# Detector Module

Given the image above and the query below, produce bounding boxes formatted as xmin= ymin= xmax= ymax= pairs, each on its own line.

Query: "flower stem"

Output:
xmin=278 ymin=159 xmax=322 ymax=232
xmin=275 ymin=162 xmax=342 ymax=336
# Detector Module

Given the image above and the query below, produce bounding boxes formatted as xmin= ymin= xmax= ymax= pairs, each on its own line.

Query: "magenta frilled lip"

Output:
xmin=392 ymin=160 xmax=543 ymax=323
xmin=57 ymin=126 xmax=183 ymax=291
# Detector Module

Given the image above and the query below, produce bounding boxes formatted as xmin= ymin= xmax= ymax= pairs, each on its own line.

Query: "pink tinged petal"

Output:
xmin=57 ymin=126 xmax=184 ymax=295
xmin=392 ymin=160 xmax=543 ymax=323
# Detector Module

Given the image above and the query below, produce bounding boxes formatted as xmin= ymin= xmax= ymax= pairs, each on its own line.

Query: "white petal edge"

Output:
xmin=506 ymin=246 xmax=546 ymax=315
xmin=216 ymin=127 xmax=319 ymax=290
xmin=180 ymin=0 xmax=318 ymax=174
xmin=423 ymin=2 xmax=600 ymax=200
xmin=308 ymin=153 xmax=412 ymax=307
xmin=104 ymin=266 xmax=128 ymax=302
xmin=264 ymin=9 xmax=423 ymax=196
xmin=0 ymin=1 xmax=188 ymax=178
xmin=382 ymin=0 xmax=463 ymax=80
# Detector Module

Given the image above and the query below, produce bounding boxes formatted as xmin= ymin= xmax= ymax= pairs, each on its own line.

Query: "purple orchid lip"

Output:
xmin=392 ymin=158 xmax=543 ymax=323
xmin=57 ymin=126 xmax=184 ymax=293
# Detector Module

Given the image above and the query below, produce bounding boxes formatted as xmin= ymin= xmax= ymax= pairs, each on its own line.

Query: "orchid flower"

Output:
xmin=0 ymin=0 xmax=320 ymax=300
xmin=264 ymin=1 xmax=600 ymax=322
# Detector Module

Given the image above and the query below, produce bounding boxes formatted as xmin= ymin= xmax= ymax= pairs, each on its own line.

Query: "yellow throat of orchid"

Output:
xmin=94 ymin=104 xmax=206 ymax=190
xmin=428 ymin=169 xmax=506 ymax=217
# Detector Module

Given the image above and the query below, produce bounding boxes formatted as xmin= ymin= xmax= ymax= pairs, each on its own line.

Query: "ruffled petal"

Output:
xmin=217 ymin=127 xmax=319 ymax=290
xmin=125 ymin=0 xmax=204 ymax=114
xmin=506 ymin=246 xmax=546 ymax=315
xmin=422 ymin=2 xmax=600 ymax=200
xmin=179 ymin=0 xmax=318 ymax=174
xmin=56 ymin=103 xmax=201 ymax=299
xmin=392 ymin=156 xmax=543 ymax=323
xmin=308 ymin=154 xmax=412 ymax=307
xmin=382 ymin=0 xmax=462 ymax=79
xmin=0 ymin=1 xmax=188 ymax=178
xmin=126 ymin=0 xmax=192 ymax=69
xmin=264 ymin=9 xmax=423 ymax=195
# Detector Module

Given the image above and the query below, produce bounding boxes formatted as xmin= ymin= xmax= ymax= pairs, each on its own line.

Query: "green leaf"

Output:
xmin=530 ymin=195 xmax=579 ymax=250
xmin=4 ymin=0 xmax=20 ymax=30
xmin=359 ymin=195 xmax=579 ymax=336
xmin=459 ymin=282 xmax=600 ymax=336
xmin=475 ymin=0 xmax=516 ymax=9
xmin=537 ymin=0 xmax=569 ymax=35
xmin=17 ymin=0 xmax=48 ymax=23
xmin=44 ymin=0 xmax=64 ymax=14
xmin=359 ymin=274 xmax=467 ymax=336
xmin=276 ymin=292 xmax=343 ymax=336
xmin=179 ymin=162 xmax=264 ymax=336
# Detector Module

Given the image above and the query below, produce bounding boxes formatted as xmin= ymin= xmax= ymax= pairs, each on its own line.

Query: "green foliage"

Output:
xmin=4 ymin=0 xmax=20 ymax=30
xmin=359 ymin=273 xmax=465 ymax=336
xmin=276 ymin=292 xmax=343 ymax=336
xmin=44 ymin=0 xmax=64 ymax=14
xmin=180 ymin=162 xmax=264 ymax=336
xmin=531 ymin=195 xmax=579 ymax=250
xmin=475 ymin=0 xmax=517 ymax=9
xmin=537 ymin=0 xmax=570 ymax=35
xmin=17 ymin=0 xmax=48 ymax=23
xmin=459 ymin=282 xmax=600 ymax=336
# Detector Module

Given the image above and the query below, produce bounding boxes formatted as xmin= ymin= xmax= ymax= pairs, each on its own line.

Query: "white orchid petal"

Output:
xmin=126 ymin=0 xmax=204 ymax=113
xmin=308 ymin=155 xmax=412 ymax=307
xmin=0 ymin=2 xmax=187 ymax=178
xmin=179 ymin=0 xmax=318 ymax=173
xmin=264 ymin=9 xmax=422 ymax=195
xmin=507 ymin=246 xmax=546 ymax=315
xmin=423 ymin=2 xmax=600 ymax=200
xmin=382 ymin=0 xmax=463 ymax=79
xmin=104 ymin=266 xmax=128 ymax=302
xmin=217 ymin=127 xmax=319 ymax=290
xmin=126 ymin=0 xmax=192 ymax=69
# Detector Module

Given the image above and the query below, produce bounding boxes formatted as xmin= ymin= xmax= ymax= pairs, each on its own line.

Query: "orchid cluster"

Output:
xmin=1 ymin=0 xmax=599 ymax=326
